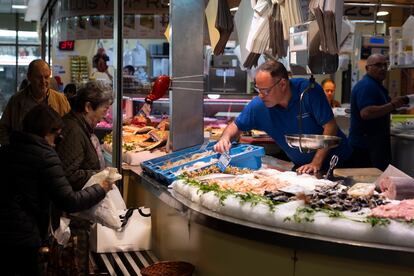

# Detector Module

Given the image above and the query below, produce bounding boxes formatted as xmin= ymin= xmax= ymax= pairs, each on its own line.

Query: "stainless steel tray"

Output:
xmin=285 ymin=134 xmax=341 ymax=152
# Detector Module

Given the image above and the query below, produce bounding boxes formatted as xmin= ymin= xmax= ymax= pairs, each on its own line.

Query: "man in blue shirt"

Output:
xmin=348 ymin=54 xmax=408 ymax=170
xmin=214 ymin=60 xmax=351 ymax=174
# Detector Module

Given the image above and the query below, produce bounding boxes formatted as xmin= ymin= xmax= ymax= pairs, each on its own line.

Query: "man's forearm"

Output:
xmin=360 ymin=103 xmax=394 ymax=120
xmin=221 ymin=121 xmax=241 ymax=141
xmin=311 ymin=119 xmax=337 ymax=167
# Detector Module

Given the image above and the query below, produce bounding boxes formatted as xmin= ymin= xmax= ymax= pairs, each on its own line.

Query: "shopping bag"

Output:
xmin=51 ymin=216 xmax=71 ymax=246
xmin=90 ymin=208 xmax=151 ymax=253
xmin=72 ymin=167 xmax=126 ymax=229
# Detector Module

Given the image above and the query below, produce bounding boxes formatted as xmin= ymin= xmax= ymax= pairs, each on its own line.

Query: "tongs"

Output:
xmin=324 ymin=155 xmax=339 ymax=180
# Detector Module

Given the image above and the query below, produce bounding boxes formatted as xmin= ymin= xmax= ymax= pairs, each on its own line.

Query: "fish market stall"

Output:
xmin=122 ymin=146 xmax=414 ymax=276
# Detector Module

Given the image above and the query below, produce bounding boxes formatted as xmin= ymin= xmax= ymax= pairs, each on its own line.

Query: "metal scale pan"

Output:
xmin=285 ymin=76 xmax=341 ymax=153
xmin=285 ymin=134 xmax=341 ymax=153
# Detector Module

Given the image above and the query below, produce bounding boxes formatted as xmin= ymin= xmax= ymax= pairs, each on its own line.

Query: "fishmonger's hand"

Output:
xmin=213 ymin=137 xmax=231 ymax=153
xmin=296 ymin=162 xmax=321 ymax=175
xmin=390 ymin=96 xmax=409 ymax=110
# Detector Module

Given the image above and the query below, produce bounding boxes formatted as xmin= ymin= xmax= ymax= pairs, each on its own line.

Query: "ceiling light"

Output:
xmin=376 ymin=11 xmax=389 ymax=16
xmin=350 ymin=20 xmax=385 ymax=24
xmin=0 ymin=29 xmax=38 ymax=38
xmin=207 ymin=94 xmax=221 ymax=99
xmin=12 ymin=5 xmax=28 ymax=9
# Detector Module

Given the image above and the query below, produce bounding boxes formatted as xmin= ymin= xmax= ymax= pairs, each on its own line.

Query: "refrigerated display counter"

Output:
xmin=121 ymin=162 xmax=414 ymax=276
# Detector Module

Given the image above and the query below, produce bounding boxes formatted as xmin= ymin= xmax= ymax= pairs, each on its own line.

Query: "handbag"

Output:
xmin=89 ymin=207 xmax=151 ymax=253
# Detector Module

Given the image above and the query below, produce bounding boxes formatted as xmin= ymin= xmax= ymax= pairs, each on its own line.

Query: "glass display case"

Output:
xmin=123 ymin=94 xmax=251 ymax=120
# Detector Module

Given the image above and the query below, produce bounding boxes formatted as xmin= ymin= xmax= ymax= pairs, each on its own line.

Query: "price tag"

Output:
xmin=200 ymin=139 xmax=210 ymax=151
xmin=217 ymin=152 xmax=231 ymax=172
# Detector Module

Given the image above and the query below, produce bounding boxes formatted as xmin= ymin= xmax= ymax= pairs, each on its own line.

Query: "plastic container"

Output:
xmin=143 ymin=143 xmax=265 ymax=185
xmin=141 ymin=261 xmax=195 ymax=276
xmin=389 ymin=26 xmax=402 ymax=39
xmin=158 ymin=144 xmax=265 ymax=184
xmin=140 ymin=141 xmax=216 ymax=177
xmin=391 ymin=114 xmax=414 ymax=123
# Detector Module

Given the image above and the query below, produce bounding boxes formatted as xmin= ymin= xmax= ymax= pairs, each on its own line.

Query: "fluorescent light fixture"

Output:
xmin=18 ymin=31 xmax=39 ymax=38
xmin=376 ymin=11 xmax=389 ymax=16
xmin=0 ymin=29 xmax=38 ymax=38
xmin=350 ymin=20 xmax=385 ymax=24
xmin=12 ymin=5 xmax=28 ymax=9
xmin=207 ymin=94 xmax=221 ymax=99
xmin=230 ymin=7 xmax=238 ymax=12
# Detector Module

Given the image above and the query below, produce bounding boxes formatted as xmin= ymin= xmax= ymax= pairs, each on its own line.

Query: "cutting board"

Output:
xmin=333 ymin=168 xmax=383 ymax=183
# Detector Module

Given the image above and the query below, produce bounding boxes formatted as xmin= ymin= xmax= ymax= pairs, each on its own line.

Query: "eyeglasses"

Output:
xmin=54 ymin=134 xmax=64 ymax=145
xmin=367 ymin=62 xmax=388 ymax=69
xmin=253 ymin=78 xmax=282 ymax=95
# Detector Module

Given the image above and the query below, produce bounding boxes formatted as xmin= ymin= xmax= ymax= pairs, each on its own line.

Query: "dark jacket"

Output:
xmin=0 ymin=131 xmax=106 ymax=247
xmin=56 ymin=111 xmax=101 ymax=190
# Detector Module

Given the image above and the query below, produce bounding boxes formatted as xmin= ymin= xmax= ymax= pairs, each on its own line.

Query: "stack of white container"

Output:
xmin=389 ymin=26 xmax=413 ymax=67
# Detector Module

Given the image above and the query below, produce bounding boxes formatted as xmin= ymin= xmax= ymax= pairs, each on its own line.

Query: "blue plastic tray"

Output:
xmin=140 ymin=141 xmax=216 ymax=177
xmin=142 ymin=143 xmax=265 ymax=185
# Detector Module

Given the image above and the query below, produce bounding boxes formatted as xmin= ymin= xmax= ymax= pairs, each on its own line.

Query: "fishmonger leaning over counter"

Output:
xmin=214 ymin=60 xmax=351 ymax=174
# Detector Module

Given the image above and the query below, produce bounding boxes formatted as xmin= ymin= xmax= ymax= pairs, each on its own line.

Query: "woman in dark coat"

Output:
xmin=0 ymin=104 xmax=112 ymax=276
xmin=56 ymin=81 xmax=113 ymax=189
xmin=55 ymin=81 xmax=113 ymax=275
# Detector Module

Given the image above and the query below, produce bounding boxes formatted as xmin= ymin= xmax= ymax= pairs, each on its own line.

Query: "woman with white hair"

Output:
xmin=55 ymin=81 xmax=113 ymax=275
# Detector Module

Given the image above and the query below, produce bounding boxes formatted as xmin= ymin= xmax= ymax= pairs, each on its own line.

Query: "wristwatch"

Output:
xmin=144 ymin=97 xmax=153 ymax=105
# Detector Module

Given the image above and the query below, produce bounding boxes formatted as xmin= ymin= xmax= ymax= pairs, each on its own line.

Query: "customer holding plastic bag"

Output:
xmin=0 ymin=105 xmax=113 ymax=276
xmin=56 ymin=81 xmax=112 ymax=187
xmin=55 ymin=80 xmax=113 ymax=275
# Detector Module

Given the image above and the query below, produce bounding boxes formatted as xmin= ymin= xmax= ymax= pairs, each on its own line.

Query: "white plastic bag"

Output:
xmin=52 ymin=216 xmax=71 ymax=246
xmin=72 ymin=167 xmax=126 ymax=229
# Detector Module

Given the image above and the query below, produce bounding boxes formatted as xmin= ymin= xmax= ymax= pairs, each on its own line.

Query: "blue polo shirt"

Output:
xmin=349 ymin=74 xmax=391 ymax=149
xmin=235 ymin=78 xmax=351 ymax=169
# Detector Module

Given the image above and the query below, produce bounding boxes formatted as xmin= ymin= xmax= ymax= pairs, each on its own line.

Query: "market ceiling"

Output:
xmin=0 ymin=0 xmax=413 ymax=20
xmin=225 ymin=0 xmax=414 ymax=9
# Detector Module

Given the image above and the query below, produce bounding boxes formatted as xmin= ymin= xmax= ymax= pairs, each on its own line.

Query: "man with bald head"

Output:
xmin=349 ymin=54 xmax=408 ymax=170
xmin=0 ymin=59 xmax=70 ymax=145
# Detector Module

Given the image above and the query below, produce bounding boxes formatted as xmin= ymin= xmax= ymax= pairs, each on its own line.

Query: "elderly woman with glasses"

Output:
xmin=55 ymin=81 xmax=113 ymax=275
xmin=348 ymin=53 xmax=409 ymax=171
xmin=214 ymin=60 xmax=351 ymax=174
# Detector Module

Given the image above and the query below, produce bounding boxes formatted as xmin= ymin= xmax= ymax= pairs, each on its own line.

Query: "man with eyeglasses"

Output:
xmin=348 ymin=54 xmax=408 ymax=171
xmin=214 ymin=60 xmax=351 ymax=174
